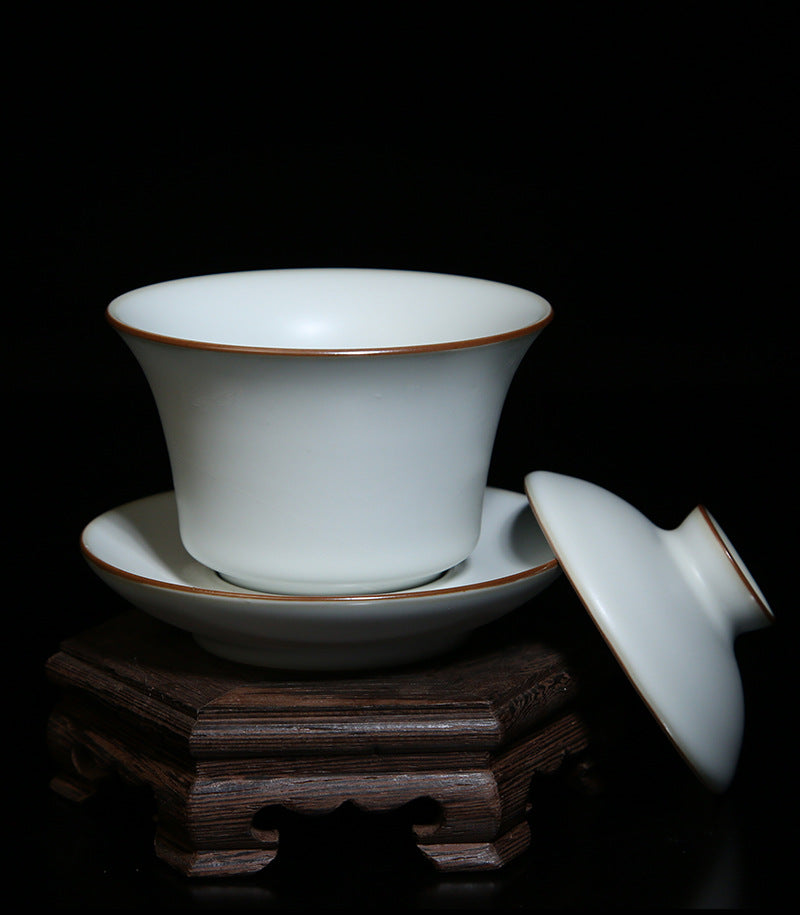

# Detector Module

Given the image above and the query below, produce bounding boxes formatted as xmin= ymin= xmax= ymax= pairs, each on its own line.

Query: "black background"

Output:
xmin=11 ymin=6 xmax=796 ymax=909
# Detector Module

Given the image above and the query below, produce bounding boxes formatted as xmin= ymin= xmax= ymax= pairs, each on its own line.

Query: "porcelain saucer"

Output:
xmin=81 ymin=487 xmax=560 ymax=670
xmin=525 ymin=471 xmax=773 ymax=792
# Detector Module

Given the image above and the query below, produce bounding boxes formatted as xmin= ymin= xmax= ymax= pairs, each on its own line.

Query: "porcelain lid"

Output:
xmin=524 ymin=470 xmax=773 ymax=792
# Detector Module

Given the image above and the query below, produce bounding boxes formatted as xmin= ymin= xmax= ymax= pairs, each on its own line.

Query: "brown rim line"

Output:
xmin=697 ymin=505 xmax=775 ymax=625
xmin=79 ymin=538 xmax=559 ymax=602
xmin=105 ymin=306 xmax=553 ymax=356
xmin=524 ymin=492 xmax=724 ymax=791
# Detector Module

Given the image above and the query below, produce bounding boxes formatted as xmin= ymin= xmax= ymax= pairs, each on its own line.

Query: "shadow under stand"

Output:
xmin=45 ymin=610 xmax=592 ymax=876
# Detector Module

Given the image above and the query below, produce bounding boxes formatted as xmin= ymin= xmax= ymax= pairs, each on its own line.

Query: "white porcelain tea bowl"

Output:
xmin=80 ymin=487 xmax=560 ymax=670
xmin=107 ymin=269 xmax=553 ymax=596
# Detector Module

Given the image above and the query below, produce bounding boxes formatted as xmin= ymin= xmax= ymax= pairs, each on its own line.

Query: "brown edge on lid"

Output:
xmin=697 ymin=505 xmax=775 ymax=624
xmin=524 ymin=488 xmax=728 ymax=792
xmin=105 ymin=303 xmax=553 ymax=356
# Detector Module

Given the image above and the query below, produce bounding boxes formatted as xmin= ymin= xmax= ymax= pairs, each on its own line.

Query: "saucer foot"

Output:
xmin=193 ymin=629 xmax=467 ymax=671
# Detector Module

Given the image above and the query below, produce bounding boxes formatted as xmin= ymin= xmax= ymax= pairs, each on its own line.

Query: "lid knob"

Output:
xmin=665 ymin=506 xmax=774 ymax=640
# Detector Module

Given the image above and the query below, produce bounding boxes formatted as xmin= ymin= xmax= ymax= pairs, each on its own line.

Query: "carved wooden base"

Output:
xmin=46 ymin=611 xmax=591 ymax=876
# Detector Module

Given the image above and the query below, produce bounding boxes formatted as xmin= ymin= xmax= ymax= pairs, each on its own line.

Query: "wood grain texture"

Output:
xmin=46 ymin=610 xmax=591 ymax=875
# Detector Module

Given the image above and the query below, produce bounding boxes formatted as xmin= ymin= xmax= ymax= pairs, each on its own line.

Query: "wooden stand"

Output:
xmin=45 ymin=610 xmax=591 ymax=876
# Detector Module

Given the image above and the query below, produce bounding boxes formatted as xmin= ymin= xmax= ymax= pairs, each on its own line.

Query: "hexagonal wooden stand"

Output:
xmin=45 ymin=610 xmax=591 ymax=876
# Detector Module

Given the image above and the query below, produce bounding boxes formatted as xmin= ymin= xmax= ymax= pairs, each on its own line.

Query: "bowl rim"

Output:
xmin=105 ymin=267 xmax=554 ymax=356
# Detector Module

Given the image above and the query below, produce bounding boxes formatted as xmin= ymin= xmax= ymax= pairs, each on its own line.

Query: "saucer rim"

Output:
xmin=80 ymin=489 xmax=558 ymax=603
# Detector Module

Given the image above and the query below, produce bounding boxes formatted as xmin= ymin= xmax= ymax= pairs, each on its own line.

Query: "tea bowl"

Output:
xmin=107 ymin=268 xmax=553 ymax=595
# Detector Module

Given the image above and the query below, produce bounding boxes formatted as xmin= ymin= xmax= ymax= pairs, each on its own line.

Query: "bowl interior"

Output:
xmin=107 ymin=268 xmax=552 ymax=351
